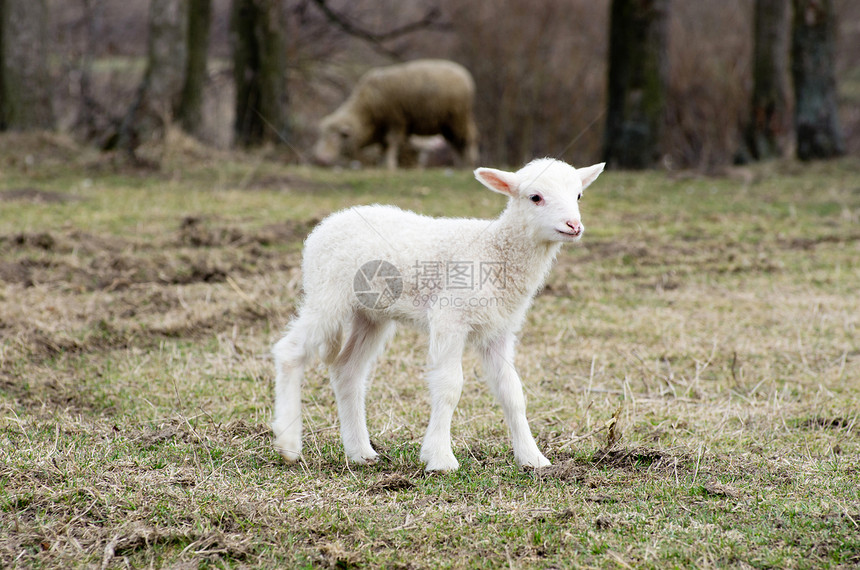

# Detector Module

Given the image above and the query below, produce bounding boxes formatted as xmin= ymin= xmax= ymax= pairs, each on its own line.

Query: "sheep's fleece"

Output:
xmin=313 ymin=59 xmax=479 ymax=169
xmin=272 ymin=158 xmax=605 ymax=471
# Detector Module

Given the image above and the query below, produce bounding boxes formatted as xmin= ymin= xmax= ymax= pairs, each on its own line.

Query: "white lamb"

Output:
xmin=271 ymin=158 xmax=605 ymax=471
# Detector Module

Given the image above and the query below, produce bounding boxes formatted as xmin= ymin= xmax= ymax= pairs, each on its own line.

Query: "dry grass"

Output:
xmin=1 ymin=135 xmax=859 ymax=567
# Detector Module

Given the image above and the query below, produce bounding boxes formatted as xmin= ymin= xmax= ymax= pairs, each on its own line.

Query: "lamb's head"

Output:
xmin=474 ymin=158 xmax=605 ymax=243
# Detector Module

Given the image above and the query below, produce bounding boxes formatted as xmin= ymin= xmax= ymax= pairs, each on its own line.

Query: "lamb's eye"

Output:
xmin=529 ymin=194 xmax=543 ymax=204
xmin=577 ymin=193 xmax=582 ymax=201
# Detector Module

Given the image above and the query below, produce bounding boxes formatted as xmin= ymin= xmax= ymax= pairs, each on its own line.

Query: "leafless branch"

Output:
xmin=309 ymin=0 xmax=449 ymax=59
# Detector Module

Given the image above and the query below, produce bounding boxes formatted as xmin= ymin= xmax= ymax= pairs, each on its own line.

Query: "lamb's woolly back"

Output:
xmin=272 ymin=158 xmax=605 ymax=471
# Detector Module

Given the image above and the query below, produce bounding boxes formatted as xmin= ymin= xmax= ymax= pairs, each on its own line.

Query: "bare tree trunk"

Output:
xmin=0 ymin=0 xmax=54 ymax=130
xmin=114 ymin=0 xmax=188 ymax=154
xmin=231 ymin=0 xmax=287 ymax=147
xmin=603 ymin=0 xmax=669 ymax=170
xmin=77 ymin=0 xmax=104 ymax=139
xmin=791 ymin=0 xmax=844 ymax=160
xmin=176 ymin=0 xmax=212 ymax=137
xmin=740 ymin=0 xmax=791 ymax=162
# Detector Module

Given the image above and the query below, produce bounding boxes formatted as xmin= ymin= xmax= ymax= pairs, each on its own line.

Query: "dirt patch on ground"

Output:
xmin=368 ymin=473 xmax=415 ymax=494
xmin=178 ymin=215 xmax=315 ymax=248
xmin=548 ymin=236 xmax=786 ymax=295
xmin=535 ymin=461 xmax=592 ymax=483
xmin=591 ymin=446 xmax=679 ymax=470
xmin=783 ymin=233 xmax=860 ymax=251
xmin=537 ymin=446 xmax=697 ymax=484
xmin=799 ymin=416 xmax=857 ymax=431
xmin=0 ymin=260 xmax=34 ymax=286
xmin=0 ymin=187 xmax=83 ymax=204
xmin=0 ymin=216 xmax=309 ymax=293
xmin=239 ymin=173 xmax=351 ymax=194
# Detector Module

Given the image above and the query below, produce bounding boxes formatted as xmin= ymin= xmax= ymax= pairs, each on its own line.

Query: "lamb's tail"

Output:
xmin=270 ymin=308 xmax=347 ymax=462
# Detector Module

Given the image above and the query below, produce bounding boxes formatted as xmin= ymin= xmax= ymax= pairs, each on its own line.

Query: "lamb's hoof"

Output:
xmin=347 ymin=449 xmax=379 ymax=465
xmin=350 ymin=454 xmax=379 ymax=466
xmin=518 ymin=454 xmax=551 ymax=469
xmin=273 ymin=433 xmax=302 ymax=463
xmin=272 ymin=422 xmax=302 ymax=463
xmin=422 ymin=451 xmax=460 ymax=472
xmin=276 ymin=446 xmax=302 ymax=463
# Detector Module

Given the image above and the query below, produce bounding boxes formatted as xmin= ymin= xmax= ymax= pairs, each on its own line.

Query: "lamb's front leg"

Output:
xmin=421 ymin=331 xmax=467 ymax=472
xmin=481 ymin=333 xmax=550 ymax=468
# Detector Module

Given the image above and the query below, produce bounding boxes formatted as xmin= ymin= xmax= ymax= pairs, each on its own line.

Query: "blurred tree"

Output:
xmin=176 ymin=0 xmax=213 ymax=138
xmin=740 ymin=0 xmax=791 ymax=162
xmin=603 ymin=0 xmax=669 ymax=169
xmin=446 ymin=1 xmax=607 ymax=167
xmin=76 ymin=0 xmax=104 ymax=140
xmin=791 ymin=0 xmax=844 ymax=160
xmin=231 ymin=0 xmax=287 ymax=147
xmin=0 ymin=0 xmax=54 ymax=130
xmin=113 ymin=0 xmax=188 ymax=154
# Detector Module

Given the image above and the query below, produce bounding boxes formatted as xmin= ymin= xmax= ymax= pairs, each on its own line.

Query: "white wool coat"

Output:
xmin=302 ymin=206 xmax=559 ymax=356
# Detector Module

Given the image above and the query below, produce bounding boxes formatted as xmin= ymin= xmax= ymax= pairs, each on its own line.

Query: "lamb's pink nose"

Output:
xmin=566 ymin=220 xmax=582 ymax=235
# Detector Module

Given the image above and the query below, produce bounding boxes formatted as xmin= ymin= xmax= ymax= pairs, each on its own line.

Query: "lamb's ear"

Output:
xmin=577 ymin=162 xmax=605 ymax=190
xmin=474 ymin=167 xmax=519 ymax=197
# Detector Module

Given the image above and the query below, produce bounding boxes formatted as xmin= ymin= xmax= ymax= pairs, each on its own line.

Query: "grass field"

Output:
xmin=1 ymin=133 xmax=859 ymax=568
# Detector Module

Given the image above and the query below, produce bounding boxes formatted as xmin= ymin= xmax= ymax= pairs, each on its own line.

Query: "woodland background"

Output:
xmin=0 ymin=0 xmax=858 ymax=170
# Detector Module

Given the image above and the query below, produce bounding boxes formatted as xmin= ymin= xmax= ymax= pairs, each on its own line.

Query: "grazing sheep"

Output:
xmin=271 ymin=158 xmax=605 ymax=471
xmin=312 ymin=59 xmax=479 ymax=170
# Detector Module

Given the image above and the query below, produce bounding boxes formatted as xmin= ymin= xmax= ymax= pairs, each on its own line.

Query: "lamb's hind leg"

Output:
xmin=330 ymin=314 xmax=395 ymax=464
xmin=481 ymin=333 xmax=550 ymax=468
xmin=271 ymin=317 xmax=315 ymax=462
xmin=421 ymin=330 xmax=467 ymax=472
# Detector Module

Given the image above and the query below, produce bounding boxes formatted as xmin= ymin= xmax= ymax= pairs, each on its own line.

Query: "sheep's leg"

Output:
xmin=481 ymin=333 xmax=551 ymax=468
xmin=421 ymin=330 xmax=467 ymax=471
xmin=383 ymin=130 xmax=406 ymax=170
xmin=443 ymin=118 xmax=479 ymax=167
xmin=271 ymin=320 xmax=312 ymax=462
xmin=330 ymin=314 xmax=395 ymax=464
xmin=465 ymin=117 xmax=479 ymax=166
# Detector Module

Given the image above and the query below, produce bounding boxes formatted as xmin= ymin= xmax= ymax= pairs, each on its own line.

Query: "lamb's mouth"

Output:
xmin=556 ymin=229 xmax=582 ymax=238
